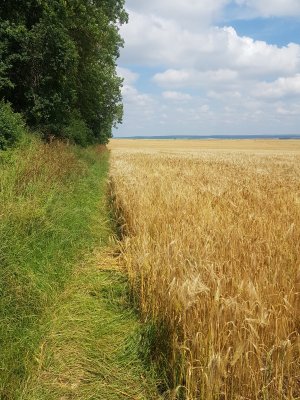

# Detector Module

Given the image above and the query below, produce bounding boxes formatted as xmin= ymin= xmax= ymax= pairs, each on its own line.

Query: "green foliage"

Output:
xmin=0 ymin=101 xmax=26 ymax=150
xmin=0 ymin=0 xmax=127 ymax=145
xmin=62 ymin=112 xmax=93 ymax=146
xmin=26 ymin=15 xmax=79 ymax=134
xmin=0 ymin=137 xmax=110 ymax=397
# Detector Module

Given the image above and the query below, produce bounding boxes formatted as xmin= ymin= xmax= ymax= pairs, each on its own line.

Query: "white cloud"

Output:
xmin=124 ymin=0 xmax=230 ymax=27
xmin=223 ymin=28 xmax=300 ymax=76
xmin=120 ymin=14 xmax=300 ymax=77
xmin=154 ymin=69 xmax=239 ymax=88
xmin=235 ymin=0 xmax=300 ymax=17
xmin=117 ymin=67 xmax=155 ymax=125
xmin=208 ymin=90 xmax=242 ymax=99
xmin=254 ymin=75 xmax=300 ymax=98
xmin=276 ymin=106 xmax=299 ymax=116
xmin=115 ymin=1 xmax=300 ymax=137
xmin=117 ymin=66 xmax=139 ymax=86
xmin=122 ymin=85 xmax=153 ymax=107
xmin=199 ymin=105 xmax=210 ymax=113
xmin=162 ymin=91 xmax=192 ymax=101
xmin=120 ymin=11 xmax=202 ymax=67
xmin=155 ymin=70 xmax=191 ymax=87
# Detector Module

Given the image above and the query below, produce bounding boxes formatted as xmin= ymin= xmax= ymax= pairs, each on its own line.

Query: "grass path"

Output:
xmin=21 ymin=249 xmax=159 ymax=400
xmin=0 ymin=141 xmax=159 ymax=399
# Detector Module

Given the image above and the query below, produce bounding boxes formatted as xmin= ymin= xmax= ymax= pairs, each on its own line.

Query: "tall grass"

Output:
xmin=0 ymin=136 xmax=109 ymax=398
xmin=110 ymin=149 xmax=300 ymax=399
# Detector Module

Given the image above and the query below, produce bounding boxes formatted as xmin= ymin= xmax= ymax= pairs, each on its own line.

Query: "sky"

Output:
xmin=114 ymin=0 xmax=300 ymax=137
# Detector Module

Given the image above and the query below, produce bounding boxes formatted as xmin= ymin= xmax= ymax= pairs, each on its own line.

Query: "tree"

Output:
xmin=0 ymin=0 xmax=127 ymax=145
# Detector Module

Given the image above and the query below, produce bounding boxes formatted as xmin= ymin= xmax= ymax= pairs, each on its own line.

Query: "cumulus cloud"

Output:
xmin=199 ymin=104 xmax=211 ymax=113
xmin=254 ymin=74 xmax=300 ymax=98
xmin=162 ymin=91 xmax=192 ymax=101
xmin=115 ymin=1 xmax=300 ymax=136
xmin=276 ymin=105 xmax=299 ymax=116
xmin=116 ymin=66 xmax=139 ymax=86
xmin=125 ymin=0 xmax=300 ymax=25
xmin=154 ymin=69 xmax=239 ymax=88
xmin=208 ymin=90 xmax=242 ymax=99
xmin=116 ymin=67 xmax=155 ymax=127
xmin=120 ymin=13 xmax=300 ymax=77
xmin=124 ymin=0 xmax=229 ymax=27
xmin=235 ymin=0 xmax=300 ymax=17
xmin=122 ymin=85 xmax=153 ymax=107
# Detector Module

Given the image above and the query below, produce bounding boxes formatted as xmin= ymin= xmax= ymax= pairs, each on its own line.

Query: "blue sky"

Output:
xmin=114 ymin=0 xmax=300 ymax=137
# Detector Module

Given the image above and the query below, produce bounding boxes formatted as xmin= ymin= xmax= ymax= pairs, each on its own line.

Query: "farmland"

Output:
xmin=109 ymin=139 xmax=300 ymax=399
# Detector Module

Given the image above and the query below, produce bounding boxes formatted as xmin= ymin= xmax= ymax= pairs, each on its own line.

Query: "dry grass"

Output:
xmin=109 ymin=140 xmax=300 ymax=399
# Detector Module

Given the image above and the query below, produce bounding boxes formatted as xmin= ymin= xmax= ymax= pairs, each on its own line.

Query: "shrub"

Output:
xmin=62 ymin=113 xmax=94 ymax=146
xmin=0 ymin=102 xmax=26 ymax=150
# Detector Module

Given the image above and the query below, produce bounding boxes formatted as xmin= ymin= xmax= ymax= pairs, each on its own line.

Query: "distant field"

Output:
xmin=109 ymin=139 xmax=300 ymax=399
xmin=109 ymin=138 xmax=300 ymax=154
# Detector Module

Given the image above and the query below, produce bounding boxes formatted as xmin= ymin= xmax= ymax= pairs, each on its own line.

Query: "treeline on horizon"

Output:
xmin=0 ymin=0 xmax=127 ymax=148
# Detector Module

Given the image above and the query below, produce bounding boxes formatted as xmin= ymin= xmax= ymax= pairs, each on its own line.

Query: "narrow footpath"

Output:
xmin=21 ymin=249 xmax=159 ymax=400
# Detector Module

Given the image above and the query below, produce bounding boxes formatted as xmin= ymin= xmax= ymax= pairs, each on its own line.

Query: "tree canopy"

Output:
xmin=0 ymin=0 xmax=127 ymax=145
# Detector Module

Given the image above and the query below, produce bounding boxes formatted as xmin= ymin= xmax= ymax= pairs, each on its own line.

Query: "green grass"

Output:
xmin=21 ymin=255 xmax=158 ymax=399
xmin=0 ymin=136 xmax=158 ymax=399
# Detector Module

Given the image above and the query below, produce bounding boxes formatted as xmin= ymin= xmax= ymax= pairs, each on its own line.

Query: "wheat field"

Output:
xmin=109 ymin=139 xmax=300 ymax=399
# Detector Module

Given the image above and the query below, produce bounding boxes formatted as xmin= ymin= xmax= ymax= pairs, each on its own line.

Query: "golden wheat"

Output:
xmin=109 ymin=140 xmax=300 ymax=400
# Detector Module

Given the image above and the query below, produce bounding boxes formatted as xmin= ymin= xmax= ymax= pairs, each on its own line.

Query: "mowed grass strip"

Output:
xmin=21 ymin=251 xmax=159 ymax=400
xmin=110 ymin=144 xmax=300 ymax=400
